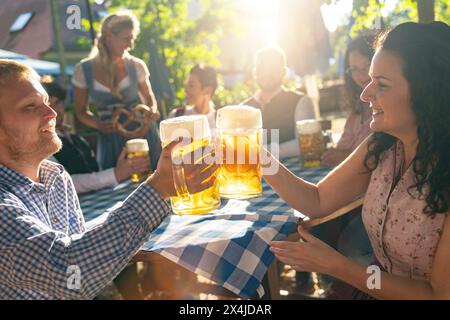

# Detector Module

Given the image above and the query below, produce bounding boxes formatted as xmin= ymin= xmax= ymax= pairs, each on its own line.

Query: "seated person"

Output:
xmin=0 ymin=59 xmax=218 ymax=299
xmin=321 ymin=36 xmax=374 ymax=167
xmin=41 ymin=76 xmax=149 ymax=194
xmin=242 ymin=46 xmax=316 ymax=159
xmin=168 ymin=64 xmax=217 ymax=129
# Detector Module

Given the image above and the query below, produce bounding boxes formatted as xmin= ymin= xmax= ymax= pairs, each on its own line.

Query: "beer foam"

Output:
xmin=296 ymin=119 xmax=322 ymax=135
xmin=216 ymin=105 xmax=262 ymax=130
xmin=159 ymin=115 xmax=210 ymax=143
xmin=126 ymin=139 xmax=149 ymax=152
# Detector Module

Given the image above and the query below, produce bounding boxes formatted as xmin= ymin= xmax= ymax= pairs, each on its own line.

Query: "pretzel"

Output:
xmin=112 ymin=104 xmax=152 ymax=139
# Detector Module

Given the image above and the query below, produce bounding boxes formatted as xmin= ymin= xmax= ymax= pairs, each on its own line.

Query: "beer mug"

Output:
xmin=159 ymin=115 xmax=220 ymax=215
xmin=296 ymin=119 xmax=325 ymax=168
xmin=125 ymin=139 xmax=151 ymax=182
xmin=216 ymin=105 xmax=262 ymax=199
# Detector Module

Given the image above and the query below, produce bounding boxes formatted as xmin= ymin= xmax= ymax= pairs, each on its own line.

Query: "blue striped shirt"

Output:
xmin=0 ymin=160 xmax=171 ymax=299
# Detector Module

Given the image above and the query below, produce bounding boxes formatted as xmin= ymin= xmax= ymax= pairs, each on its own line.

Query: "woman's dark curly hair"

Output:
xmin=344 ymin=35 xmax=375 ymax=114
xmin=364 ymin=21 xmax=450 ymax=215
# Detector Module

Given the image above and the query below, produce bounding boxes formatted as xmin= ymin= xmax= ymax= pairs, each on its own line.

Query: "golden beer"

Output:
xmin=216 ymin=106 xmax=262 ymax=199
xmin=296 ymin=120 xmax=325 ymax=168
xmin=159 ymin=115 xmax=220 ymax=215
xmin=125 ymin=139 xmax=151 ymax=182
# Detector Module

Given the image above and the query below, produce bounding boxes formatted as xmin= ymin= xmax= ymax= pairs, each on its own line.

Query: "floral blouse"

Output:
xmin=362 ymin=140 xmax=446 ymax=280
xmin=337 ymin=106 xmax=372 ymax=152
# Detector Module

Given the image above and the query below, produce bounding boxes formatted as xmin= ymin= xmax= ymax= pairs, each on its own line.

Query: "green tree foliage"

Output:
xmin=322 ymin=0 xmax=449 ymax=82
xmin=436 ymin=0 xmax=450 ymax=21
xmin=350 ymin=0 xmax=450 ymax=36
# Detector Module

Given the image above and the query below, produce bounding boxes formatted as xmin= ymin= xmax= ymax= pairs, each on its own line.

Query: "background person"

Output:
xmin=321 ymin=36 xmax=374 ymax=167
xmin=72 ymin=11 xmax=161 ymax=171
xmin=168 ymin=64 xmax=218 ymax=130
xmin=242 ymin=46 xmax=316 ymax=159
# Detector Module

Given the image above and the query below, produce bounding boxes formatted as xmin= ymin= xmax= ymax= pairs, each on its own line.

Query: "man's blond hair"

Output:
xmin=0 ymin=59 xmax=37 ymax=85
xmin=0 ymin=59 xmax=39 ymax=122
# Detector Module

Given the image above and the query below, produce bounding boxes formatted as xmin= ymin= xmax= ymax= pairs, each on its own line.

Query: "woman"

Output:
xmin=267 ymin=21 xmax=450 ymax=299
xmin=73 ymin=11 xmax=161 ymax=170
xmin=321 ymin=36 xmax=374 ymax=167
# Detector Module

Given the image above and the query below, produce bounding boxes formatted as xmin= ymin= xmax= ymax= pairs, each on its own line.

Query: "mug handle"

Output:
xmin=171 ymin=151 xmax=192 ymax=202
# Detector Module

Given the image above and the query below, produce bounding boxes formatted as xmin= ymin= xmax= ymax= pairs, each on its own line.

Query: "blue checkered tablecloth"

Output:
xmin=79 ymin=158 xmax=331 ymax=298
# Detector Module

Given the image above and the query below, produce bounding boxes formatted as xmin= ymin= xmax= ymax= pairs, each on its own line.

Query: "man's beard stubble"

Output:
xmin=6 ymin=132 xmax=62 ymax=162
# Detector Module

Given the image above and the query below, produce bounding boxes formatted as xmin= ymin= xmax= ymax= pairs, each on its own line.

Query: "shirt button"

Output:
xmin=382 ymin=204 xmax=387 ymax=211
xmin=51 ymin=217 xmax=58 ymax=224
xmin=378 ymin=218 xmax=383 ymax=225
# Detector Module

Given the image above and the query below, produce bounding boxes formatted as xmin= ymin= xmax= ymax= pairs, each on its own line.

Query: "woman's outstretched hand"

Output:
xmin=270 ymin=225 xmax=345 ymax=275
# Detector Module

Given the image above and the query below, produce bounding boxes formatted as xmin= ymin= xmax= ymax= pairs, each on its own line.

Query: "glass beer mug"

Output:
xmin=216 ymin=105 xmax=263 ymax=199
xmin=159 ymin=115 xmax=220 ymax=215
xmin=125 ymin=138 xmax=151 ymax=182
xmin=296 ymin=119 xmax=325 ymax=168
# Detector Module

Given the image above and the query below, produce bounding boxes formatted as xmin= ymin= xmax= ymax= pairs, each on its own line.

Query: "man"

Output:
xmin=42 ymin=75 xmax=154 ymax=299
xmin=41 ymin=76 xmax=148 ymax=194
xmin=242 ymin=46 xmax=316 ymax=159
xmin=168 ymin=64 xmax=217 ymax=129
xmin=0 ymin=60 xmax=217 ymax=299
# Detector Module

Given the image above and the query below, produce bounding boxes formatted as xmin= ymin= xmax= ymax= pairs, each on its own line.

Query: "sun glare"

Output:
xmin=239 ymin=0 xmax=279 ymax=45
xmin=320 ymin=0 xmax=353 ymax=33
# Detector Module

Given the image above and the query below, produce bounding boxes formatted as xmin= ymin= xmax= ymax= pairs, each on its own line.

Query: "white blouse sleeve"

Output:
xmin=72 ymin=63 xmax=87 ymax=89
xmin=167 ymin=108 xmax=177 ymax=118
xmin=133 ymin=58 xmax=150 ymax=83
xmin=71 ymin=168 xmax=119 ymax=194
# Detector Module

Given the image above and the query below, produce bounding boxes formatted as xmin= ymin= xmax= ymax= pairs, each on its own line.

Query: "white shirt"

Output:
xmin=48 ymin=156 xmax=118 ymax=194
xmin=168 ymin=104 xmax=217 ymax=130
xmin=72 ymin=56 xmax=150 ymax=90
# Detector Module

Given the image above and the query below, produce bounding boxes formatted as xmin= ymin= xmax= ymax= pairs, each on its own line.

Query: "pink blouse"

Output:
xmin=337 ymin=110 xmax=372 ymax=151
xmin=362 ymin=141 xmax=446 ymax=280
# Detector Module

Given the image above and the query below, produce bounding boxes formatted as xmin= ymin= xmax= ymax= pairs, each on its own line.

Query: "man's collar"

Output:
xmin=40 ymin=160 xmax=65 ymax=190
xmin=0 ymin=160 xmax=65 ymax=194
xmin=0 ymin=162 xmax=33 ymax=192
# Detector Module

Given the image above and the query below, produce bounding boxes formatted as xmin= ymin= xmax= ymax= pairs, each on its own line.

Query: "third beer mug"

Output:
xmin=125 ymin=138 xmax=151 ymax=183
xmin=159 ymin=115 xmax=220 ymax=215
xmin=216 ymin=105 xmax=262 ymax=199
xmin=296 ymin=119 xmax=325 ymax=168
